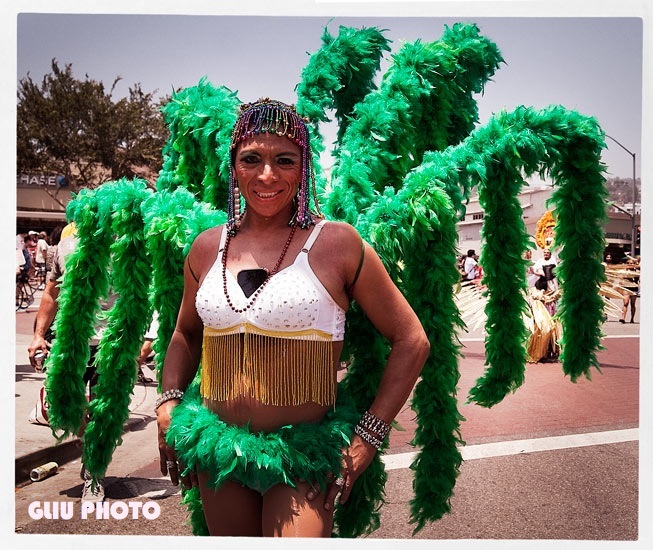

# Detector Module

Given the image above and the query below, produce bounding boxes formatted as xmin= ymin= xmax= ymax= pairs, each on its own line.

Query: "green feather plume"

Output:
xmin=82 ymin=180 xmax=153 ymax=478
xmin=45 ymin=189 xmax=114 ymax=438
xmin=157 ymin=78 xmax=239 ymax=208
xmin=323 ymin=22 xmax=503 ymax=223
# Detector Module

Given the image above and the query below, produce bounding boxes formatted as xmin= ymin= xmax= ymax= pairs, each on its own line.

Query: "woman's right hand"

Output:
xmin=157 ymin=400 xmax=197 ymax=489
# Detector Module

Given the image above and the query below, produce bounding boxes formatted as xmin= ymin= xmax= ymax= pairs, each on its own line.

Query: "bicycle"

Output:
xmin=16 ymin=272 xmax=36 ymax=311
xmin=26 ymin=263 xmax=47 ymax=290
xmin=35 ymin=263 xmax=48 ymax=289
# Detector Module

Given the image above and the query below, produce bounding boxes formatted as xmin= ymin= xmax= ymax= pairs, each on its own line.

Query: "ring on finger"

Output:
xmin=334 ymin=476 xmax=345 ymax=487
xmin=166 ymin=460 xmax=177 ymax=469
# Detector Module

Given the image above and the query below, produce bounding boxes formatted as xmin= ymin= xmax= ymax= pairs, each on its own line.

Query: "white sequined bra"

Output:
xmin=195 ymin=220 xmax=346 ymax=406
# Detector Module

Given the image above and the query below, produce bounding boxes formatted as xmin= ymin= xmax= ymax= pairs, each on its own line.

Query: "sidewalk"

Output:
xmin=14 ymin=293 xmax=159 ymax=485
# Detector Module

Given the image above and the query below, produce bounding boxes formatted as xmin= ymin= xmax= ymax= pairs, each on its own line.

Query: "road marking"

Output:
xmin=382 ymin=428 xmax=639 ymax=470
xmin=460 ymin=334 xmax=639 ymax=343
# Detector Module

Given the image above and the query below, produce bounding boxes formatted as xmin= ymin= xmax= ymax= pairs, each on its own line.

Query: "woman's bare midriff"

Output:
xmin=202 ymin=395 xmax=333 ymax=433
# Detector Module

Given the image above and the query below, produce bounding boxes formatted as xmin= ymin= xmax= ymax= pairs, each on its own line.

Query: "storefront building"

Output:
xmin=16 ymin=173 xmax=73 ymax=234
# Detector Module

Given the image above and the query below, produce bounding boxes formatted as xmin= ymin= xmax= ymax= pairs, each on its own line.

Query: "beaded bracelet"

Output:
xmin=154 ymin=389 xmax=185 ymax=412
xmin=359 ymin=410 xmax=391 ymax=439
xmin=354 ymin=411 xmax=391 ymax=450
xmin=354 ymin=424 xmax=384 ymax=450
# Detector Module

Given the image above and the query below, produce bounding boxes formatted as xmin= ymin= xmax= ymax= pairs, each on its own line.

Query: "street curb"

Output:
xmin=15 ymin=414 xmax=153 ymax=486
xmin=15 ymin=439 xmax=81 ymax=487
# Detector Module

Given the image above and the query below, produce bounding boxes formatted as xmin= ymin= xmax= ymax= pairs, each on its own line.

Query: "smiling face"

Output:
xmin=233 ymin=133 xmax=302 ymax=223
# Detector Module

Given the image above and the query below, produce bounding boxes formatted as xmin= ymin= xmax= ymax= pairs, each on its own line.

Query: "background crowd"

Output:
xmin=16 ymin=226 xmax=65 ymax=287
xmin=457 ymin=246 xmax=641 ymax=364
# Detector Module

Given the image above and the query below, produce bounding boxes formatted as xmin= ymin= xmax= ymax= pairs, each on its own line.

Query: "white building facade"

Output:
xmin=456 ymin=185 xmax=640 ymax=261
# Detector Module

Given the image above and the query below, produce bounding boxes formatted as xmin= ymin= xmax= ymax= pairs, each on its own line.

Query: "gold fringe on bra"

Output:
xmin=200 ymin=324 xmax=336 ymax=406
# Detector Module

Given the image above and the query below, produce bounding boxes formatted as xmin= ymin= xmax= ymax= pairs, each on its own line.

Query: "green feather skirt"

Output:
xmin=166 ymin=381 xmax=381 ymax=536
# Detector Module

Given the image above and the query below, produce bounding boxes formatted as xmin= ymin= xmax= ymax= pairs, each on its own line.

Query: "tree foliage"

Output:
xmin=606 ymin=176 xmax=641 ymax=206
xmin=17 ymin=59 xmax=169 ymax=189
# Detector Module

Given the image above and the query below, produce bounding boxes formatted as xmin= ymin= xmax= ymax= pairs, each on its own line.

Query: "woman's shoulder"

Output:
xmin=187 ymin=225 xmax=224 ymax=273
xmin=319 ymin=219 xmax=362 ymax=245
xmin=314 ymin=220 xmax=367 ymax=276
xmin=191 ymin=225 xmax=224 ymax=250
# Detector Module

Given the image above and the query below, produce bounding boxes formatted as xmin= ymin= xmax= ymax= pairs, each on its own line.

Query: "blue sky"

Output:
xmin=13 ymin=10 xmax=644 ymax=179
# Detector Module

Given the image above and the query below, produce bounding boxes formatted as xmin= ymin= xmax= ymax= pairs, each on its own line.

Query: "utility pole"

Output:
xmin=605 ymin=134 xmax=638 ymax=256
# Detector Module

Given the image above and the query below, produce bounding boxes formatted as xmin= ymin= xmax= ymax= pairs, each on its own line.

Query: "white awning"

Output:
xmin=17 ymin=210 xmax=67 ymax=221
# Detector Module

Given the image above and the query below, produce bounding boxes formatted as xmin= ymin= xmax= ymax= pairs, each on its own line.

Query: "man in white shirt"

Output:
xmin=532 ymin=248 xmax=558 ymax=292
xmin=463 ymin=249 xmax=478 ymax=281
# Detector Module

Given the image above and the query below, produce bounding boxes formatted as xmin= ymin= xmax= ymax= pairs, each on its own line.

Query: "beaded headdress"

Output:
xmin=228 ymin=98 xmax=320 ymax=235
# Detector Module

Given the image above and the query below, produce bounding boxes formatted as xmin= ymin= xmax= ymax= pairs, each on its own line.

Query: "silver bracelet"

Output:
xmin=354 ymin=424 xmax=384 ymax=450
xmin=359 ymin=410 xmax=391 ymax=439
xmin=154 ymin=389 xmax=185 ymax=411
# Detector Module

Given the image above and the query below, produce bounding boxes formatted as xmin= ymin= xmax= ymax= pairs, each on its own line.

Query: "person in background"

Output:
xmin=524 ymin=249 xmax=538 ymax=287
xmin=16 ymin=246 xmax=27 ymax=277
xmin=25 ymin=231 xmax=38 ymax=261
xmin=457 ymin=254 xmax=466 ymax=279
xmin=45 ymin=225 xmax=65 ymax=279
xmin=533 ymin=249 xmax=558 ymax=291
xmin=16 ymin=233 xmax=31 ymax=283
xmin=137 ymin=311 xmax=159 ymax=383
xmin=35 ymin=231 xmax=50 ymax=290
xmin=463 ymin=249 xmax=478 ymax=281
xmin=473 ymin=258 xmax=484 ymax=285
xmin=620 ymin=257 xmax=640 ymax=324
xmin=532 ymin=248 xmax=559 ymax=317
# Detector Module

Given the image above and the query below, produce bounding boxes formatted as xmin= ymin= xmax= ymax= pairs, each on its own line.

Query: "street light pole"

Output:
xmin=605 ymin=134 xmax=638 ymax=256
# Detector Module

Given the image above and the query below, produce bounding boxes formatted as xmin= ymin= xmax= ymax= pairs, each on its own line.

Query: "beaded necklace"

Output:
xmin=222 ymin=223 xmax=299 ymax=313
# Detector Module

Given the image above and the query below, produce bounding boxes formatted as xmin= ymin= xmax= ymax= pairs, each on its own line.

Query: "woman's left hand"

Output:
xmin=157 ymin=401 xmax=198 ymax=489
xmin=319 ymin=434 xmax=378 ymax=510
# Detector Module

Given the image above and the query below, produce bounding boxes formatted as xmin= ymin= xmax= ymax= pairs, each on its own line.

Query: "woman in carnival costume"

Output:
xmin=156 ymin=98 xmax=430 ymax=537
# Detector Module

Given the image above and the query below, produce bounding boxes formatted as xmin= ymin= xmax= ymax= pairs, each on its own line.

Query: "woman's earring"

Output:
xmin=227 ymin=176 xmax=242 ymax=236
xmin=233 ymin=182 xmax=242 ymax=229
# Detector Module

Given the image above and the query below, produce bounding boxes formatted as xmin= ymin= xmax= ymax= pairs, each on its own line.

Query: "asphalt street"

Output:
xmin=10 ymin=292 xmax=647 ymax=547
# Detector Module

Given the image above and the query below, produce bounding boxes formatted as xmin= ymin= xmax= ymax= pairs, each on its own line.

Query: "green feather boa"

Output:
xmin=324 ymin=22 xmax=503 ymax=224
xmin=46 ymin=180 xmax=153 ymax=477
xmin=141 ymin=188 xmax=225 ymax=387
